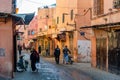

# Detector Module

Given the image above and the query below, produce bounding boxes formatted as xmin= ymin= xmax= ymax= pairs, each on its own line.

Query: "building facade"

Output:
xmin=0 ymin=0 xmax=16 ymax=78
xmin=55 ymin=0 xmax=92 ymax=62
xmin=37 ymin=7 xmax=56 ymax=56
xmin=27 ymin=16 xmax=38 ymax=50
xmin=36 ymin=0 xmax=92 ymax=62
xmin=89 ymin=0 xmax=120 ymax=73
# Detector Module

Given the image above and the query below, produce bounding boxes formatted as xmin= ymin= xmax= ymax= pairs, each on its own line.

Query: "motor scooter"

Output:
xmin=16 ymin=55 xmax=28 ymax=72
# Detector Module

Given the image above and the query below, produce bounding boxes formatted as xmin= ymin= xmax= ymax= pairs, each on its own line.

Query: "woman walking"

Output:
xmin=30 ymin=48 xmax=40 ymax=72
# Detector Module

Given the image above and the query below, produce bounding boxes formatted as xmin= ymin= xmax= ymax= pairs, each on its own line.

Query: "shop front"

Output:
xmin=88 ymin=22 xmax=120 ymax=73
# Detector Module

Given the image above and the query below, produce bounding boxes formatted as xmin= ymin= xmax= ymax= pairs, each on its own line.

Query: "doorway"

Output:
xmin=96 ymin=38 xmax=107 ymax=70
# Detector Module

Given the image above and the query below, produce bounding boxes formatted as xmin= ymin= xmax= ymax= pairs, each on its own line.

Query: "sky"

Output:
xmin=17 ymin=0 xmax=56 ymax=14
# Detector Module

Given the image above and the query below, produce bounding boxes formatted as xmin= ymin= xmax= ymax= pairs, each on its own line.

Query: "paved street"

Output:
xmin=12 ymin=52 xmax=92 ymax=80
xmin=13 ymin=59 xmax=64 ymax=80
xmin=45 ymin=57 xmax=120 ymax=80
xmin=1 ymin=51 xmax=120 ymax=80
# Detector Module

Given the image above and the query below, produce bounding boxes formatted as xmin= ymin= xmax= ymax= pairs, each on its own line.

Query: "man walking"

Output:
xmin=54 ymin=45 xmax=60 ymax=64
xmin=63 ymin=45 xmax=71 ymax=64
xmin=18 ymin=45 xmax=22 ymax=55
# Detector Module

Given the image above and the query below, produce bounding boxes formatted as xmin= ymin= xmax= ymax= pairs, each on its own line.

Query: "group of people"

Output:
xmin=17 ymin=44 xmax=41 ymax=72
xmin=54 ymin=45 xmax=71 ymax=64
xmin=18 ymin=44 xmax=71 ymax=72
xmin=30 ymin=45 xmax=71 ymax=72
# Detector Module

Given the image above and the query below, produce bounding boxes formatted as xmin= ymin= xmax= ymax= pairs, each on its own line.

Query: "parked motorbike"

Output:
xmin=16 ymin=55 xmax=28 ymax=72
xmin=68 ymin=55 xmax=74 ymax=64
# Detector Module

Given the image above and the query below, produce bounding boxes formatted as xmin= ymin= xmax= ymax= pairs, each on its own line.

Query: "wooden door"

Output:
xmin=96 ymin=38 xmax=107 ymax=70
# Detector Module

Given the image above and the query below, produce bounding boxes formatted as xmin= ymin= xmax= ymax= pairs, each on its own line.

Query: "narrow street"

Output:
xmin=11 ymin=51 xmax=120 ymax=80
xmin=13 ymin=51 xmax=92 ymax=80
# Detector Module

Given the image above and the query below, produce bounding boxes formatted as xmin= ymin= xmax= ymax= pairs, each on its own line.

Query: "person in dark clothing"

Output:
xmin=23 ymin=43 xmax=25 ymax=50
xmin=54 ymin=45 xmax=60 ymax=64
xmin=38 ymin=45 xmax=41 ymax=54
xmin=30 ymin=48 xmax=40 ymax=71
xmin=18 ymin=45 xmax=22 ymax=55
xmin=46 ymin=48 xmax=49 ymax=56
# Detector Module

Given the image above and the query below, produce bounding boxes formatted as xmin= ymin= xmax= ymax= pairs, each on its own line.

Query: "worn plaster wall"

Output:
xmin=0 ymin=18 xmax=13 ymax=78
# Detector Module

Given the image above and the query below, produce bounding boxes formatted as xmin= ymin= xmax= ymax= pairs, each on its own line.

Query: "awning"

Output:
xmin=11 ymin=12 xmax=35 ymax=25
xmin=80 ymin=22 xmax=120 ymax=29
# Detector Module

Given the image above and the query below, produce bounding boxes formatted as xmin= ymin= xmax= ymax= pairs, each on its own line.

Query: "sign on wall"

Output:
xmin=0 ymin=48 xmax=5 ymax=56
xmin=77 ymin=40 xmax=91 ymax=62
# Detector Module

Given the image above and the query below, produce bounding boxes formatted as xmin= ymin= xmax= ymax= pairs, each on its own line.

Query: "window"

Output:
xmin=57 ymin=17 xmax=59 ymax=24
xmin=39 ymin=28 xmax=42 ymax=32
xmin=113 ymin=0 xmax=120 ymax=8
xmin=49 ymin=25 xmax=51 ymax=29
xmin=28 ymin=31 xmax=31 ymax=35
xmin=62 ymin=13 xmax=68 ymax=23
xmin=71 ymin=10 xmax=73 ymax=20
xmin=46 ymin=15 xmax=49 ymax=18
xmin=94 ymin=0 xmax=104 ymax=15
xmin=62 ymin=14 xmax=65 ymax=23
xmin=31 ymin=30 xmax=34 ymax=35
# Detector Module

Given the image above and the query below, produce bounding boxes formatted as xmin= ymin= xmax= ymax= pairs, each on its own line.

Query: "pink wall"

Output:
xmin=28 ymin=16 xmax=38 ymax=39
xmin=0 ymin=18 xmax=13 ymax=78
xmin=16 ymin=25 xmax=29 ymax=47
xmin=0 ymin=0 xmax=12 ymax=13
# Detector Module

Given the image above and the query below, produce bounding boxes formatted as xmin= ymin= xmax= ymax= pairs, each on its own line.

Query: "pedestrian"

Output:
xmin=18 ymin=45 xmax=22 ymax=55
xmin=23 ymin=43 xmax=25 ymax=50
xmin=54 ymin=45 xmax=60 ymax=64
xmin=46 ymin=48 xmax=49 ymax=56
xmin=38 ymin=45 xmax=41 ymax=55
xmin=63 ymin=45 xmax=71 ymax=64
xmin=30 ymin=48 xmax=40 ymax=72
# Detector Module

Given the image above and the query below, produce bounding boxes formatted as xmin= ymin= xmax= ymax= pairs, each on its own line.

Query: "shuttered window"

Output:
xmin=94 ymin=0 xmax=104 ymax=15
